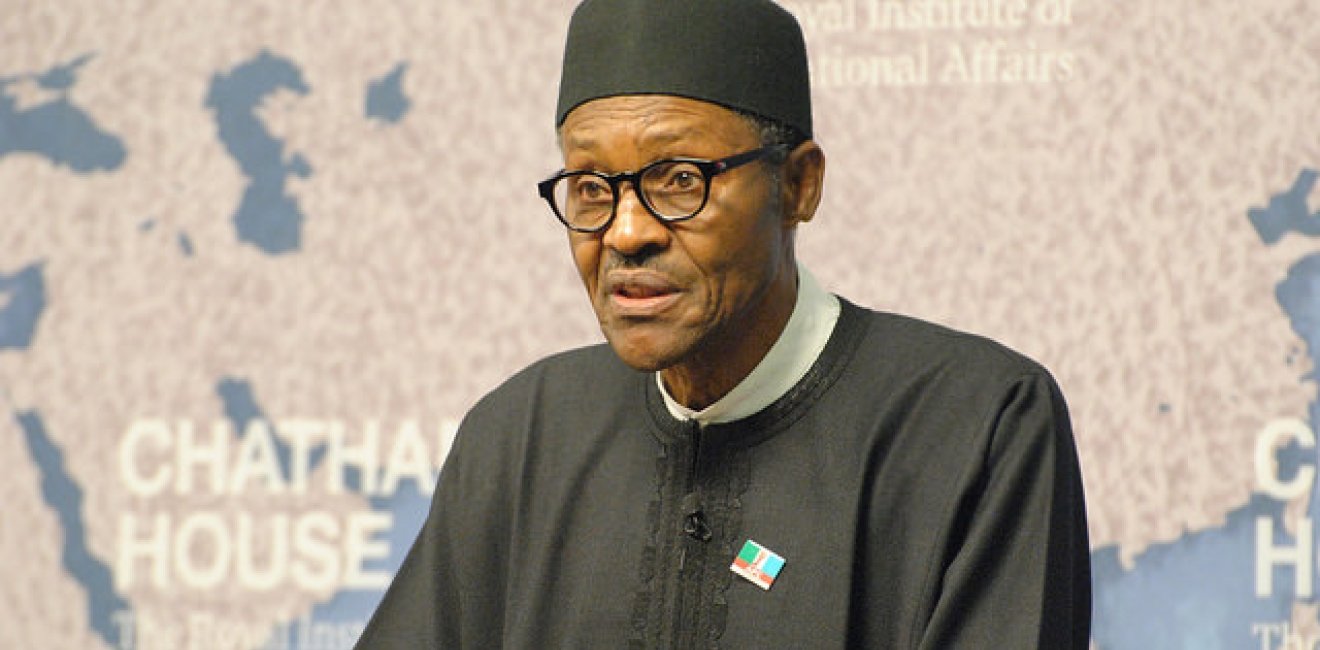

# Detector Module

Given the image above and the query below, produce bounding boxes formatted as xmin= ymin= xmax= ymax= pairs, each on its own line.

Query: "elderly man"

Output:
xmin=356 ymin=0 xmax=1091 ymax=648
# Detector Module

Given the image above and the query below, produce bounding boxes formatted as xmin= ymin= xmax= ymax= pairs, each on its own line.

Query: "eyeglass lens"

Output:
xmin=552 ymin=160 xmax=709 ymax=230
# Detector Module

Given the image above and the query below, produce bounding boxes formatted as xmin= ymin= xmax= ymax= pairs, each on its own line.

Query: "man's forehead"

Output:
xmin=559 ymin=95 xmax=754 ymax=152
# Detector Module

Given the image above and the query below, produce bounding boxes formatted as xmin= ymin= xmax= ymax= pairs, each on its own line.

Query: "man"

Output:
xmin=356 ymin=0 xmax=1091 ymax=648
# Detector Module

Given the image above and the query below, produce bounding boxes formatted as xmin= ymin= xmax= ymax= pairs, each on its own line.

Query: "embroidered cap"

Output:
xmin=555 ymin=0 xmax=813 ymax=138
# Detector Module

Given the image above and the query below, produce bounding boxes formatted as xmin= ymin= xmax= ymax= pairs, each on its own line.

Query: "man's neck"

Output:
xmin=658 ymin=263 xmax=842 ymax=424
xmin=660 ymin=263 xmax=797 ymax=410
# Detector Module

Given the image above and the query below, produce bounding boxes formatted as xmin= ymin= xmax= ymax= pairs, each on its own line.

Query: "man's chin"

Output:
xmin=601 ymin=326 xmax=689 ymax=372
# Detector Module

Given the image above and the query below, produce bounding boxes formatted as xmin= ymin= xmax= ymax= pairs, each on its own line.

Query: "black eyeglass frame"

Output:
xmin=537 ymin=144 xmax=790 ymax=233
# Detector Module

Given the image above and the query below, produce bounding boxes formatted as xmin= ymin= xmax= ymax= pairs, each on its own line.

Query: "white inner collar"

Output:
xmin=658 ymin=263 xmax=841 ymax=425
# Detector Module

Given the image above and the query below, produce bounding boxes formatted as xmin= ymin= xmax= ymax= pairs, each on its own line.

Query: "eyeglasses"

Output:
xmin=537 ymin=145 xmax=788 ymax=233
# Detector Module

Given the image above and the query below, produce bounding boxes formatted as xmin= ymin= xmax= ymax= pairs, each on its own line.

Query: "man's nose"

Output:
xmin=602 ymin=184 xmax=670 ymax=255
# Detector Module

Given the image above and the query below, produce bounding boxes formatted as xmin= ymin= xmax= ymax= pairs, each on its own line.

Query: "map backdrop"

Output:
xmin=2 ymin=1 xmax=1318 ymax=648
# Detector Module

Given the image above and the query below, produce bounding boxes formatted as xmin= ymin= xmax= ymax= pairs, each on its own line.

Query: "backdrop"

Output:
xmin=2 ymin=1 xmax=1318 ymax=648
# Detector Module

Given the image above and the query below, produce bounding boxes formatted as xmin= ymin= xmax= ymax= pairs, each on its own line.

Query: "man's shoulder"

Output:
xmin=509 ymin=341 xmax=632 ymax=385
xmin=464 ymin=342 xmax=638 ymax=422
xmin=440 ymin=343 xmax=643 ymax=469
xmin=835 ymin=301 xmax=1073 ymax=469
xmin=843 ymin=299 xmax=1053 ymax=386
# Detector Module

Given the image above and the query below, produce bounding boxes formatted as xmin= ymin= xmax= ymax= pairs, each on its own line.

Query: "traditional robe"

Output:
xmin=356 ymin=299 xmax=1091 ymax=649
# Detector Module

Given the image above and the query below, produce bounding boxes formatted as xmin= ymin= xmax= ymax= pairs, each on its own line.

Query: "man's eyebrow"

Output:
xmin=638 ymin=129 xmax=688 ymax=146
xmin=561 ymin=131 xmax=594 ymax=151
xmin=562 ymin=126 xmax=694 ymax=153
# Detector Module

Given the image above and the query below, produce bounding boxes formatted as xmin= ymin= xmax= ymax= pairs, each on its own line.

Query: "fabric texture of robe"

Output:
xmin=355 ymin=299 xmax=1091 ymax=649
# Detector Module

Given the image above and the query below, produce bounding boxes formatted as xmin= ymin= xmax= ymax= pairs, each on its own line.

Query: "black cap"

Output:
xmin=555 ymin=0 xmax=812 ymax=138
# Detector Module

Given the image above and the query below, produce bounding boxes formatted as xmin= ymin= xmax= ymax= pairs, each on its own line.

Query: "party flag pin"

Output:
xmin=730 ymin=539 xmax=785 ymax=590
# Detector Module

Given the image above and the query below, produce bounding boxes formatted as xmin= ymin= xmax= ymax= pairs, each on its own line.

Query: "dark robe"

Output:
xmin=356 ymin=299 xmax=1091 ymax=649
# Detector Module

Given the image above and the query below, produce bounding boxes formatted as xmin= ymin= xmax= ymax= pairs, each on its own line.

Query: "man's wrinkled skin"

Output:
xmin=559 ymin=95 xmax=826 ymax=410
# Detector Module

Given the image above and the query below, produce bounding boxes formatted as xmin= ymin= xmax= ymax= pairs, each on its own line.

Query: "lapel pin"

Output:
xmin=730 ymin=539 xmax=785 ymax=590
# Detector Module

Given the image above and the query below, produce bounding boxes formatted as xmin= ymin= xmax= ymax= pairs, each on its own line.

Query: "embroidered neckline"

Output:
xmin=628 ymin=299 xmax=871 ymax=646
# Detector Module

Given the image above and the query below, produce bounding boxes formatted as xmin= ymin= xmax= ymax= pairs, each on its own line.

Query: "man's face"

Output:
xmin=558 ymin=95 xmax=797 ymax=374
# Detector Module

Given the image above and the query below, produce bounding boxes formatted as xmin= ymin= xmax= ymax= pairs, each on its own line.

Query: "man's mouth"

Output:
xmin=605 ymin=272 xmax=681 ymax=315
xmin=616 ymin=284 xmax=669 ymax=299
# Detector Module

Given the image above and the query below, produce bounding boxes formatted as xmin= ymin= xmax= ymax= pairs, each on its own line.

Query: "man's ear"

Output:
xmin=781 ymin=141 xmax=825 ymax=227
